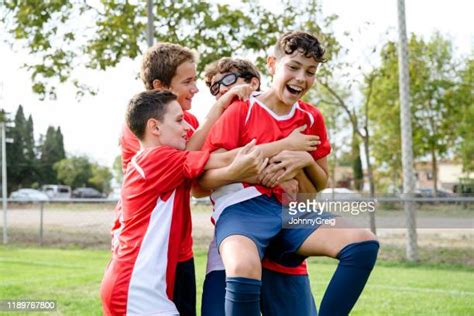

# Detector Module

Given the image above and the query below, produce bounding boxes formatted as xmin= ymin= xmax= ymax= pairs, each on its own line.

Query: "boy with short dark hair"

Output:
xmin=200 ymin=31 xmax=379 ymax=316
xmin=101 ymin=90 xmax=266 ymax=315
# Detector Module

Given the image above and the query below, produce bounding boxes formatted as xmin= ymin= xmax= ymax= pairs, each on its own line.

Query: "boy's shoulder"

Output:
xmin=135 ymin=146 xmax=182 ymax=166
xmin=297 ymin=99 xmax=324 ymax=117
xmin=221 ymin=99 xmax=252 ymax=120
xmin=296 ymin=100 xmax=327 ymax=131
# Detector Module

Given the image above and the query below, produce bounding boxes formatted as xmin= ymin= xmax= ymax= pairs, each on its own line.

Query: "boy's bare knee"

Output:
xmin=220 ymin=235 xmax=261 ymax=279
xmin=353 ymin=229 xmax=377 ymax=243
xmin=226 ymin=258 xmax=261 ymax=279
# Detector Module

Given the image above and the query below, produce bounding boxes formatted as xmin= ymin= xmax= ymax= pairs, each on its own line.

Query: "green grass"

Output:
xmin=0 ymin=247 xmax=473 ymax=315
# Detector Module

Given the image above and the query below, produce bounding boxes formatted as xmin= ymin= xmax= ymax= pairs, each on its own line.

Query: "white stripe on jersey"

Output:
xmin=126 ymin=191 xmax=179 ymax=315
xmin=250 ymin=95 xmax=298 ymax=121
xmin=295 ymin=103 xmax=315 ymax=127
xmin=246 ymin=95 xmax=315 ymax=128
xmin=131 ymin=150 xmax=145 ymax=179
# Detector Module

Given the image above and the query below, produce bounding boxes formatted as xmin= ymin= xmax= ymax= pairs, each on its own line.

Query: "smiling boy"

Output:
xmin=200 ymin=57 xmax=318 ymax=316
xmin=200 ymin=31 xmax=379 ymax=316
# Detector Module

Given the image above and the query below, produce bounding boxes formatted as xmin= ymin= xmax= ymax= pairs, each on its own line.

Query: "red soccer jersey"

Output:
xmin=101 ymin=146 xmax=209 ymax=315
xmin=203 ymin=96 xmax=331 ymax=275
xmin=116 ymin=111 xmax=200 ymax=262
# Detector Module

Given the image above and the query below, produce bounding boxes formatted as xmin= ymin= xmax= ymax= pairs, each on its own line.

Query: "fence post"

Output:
xmin=39 ymin=202 xmax=44 ymax=246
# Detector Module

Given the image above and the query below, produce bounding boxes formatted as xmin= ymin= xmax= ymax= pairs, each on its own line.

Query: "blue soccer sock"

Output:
xmin=225 ymin=277 xmax=261 ymax=316
xmin=319 ymin=240 xmax=379 ymax=316
xmin=202 ymin=270 xmax=226 ymax=316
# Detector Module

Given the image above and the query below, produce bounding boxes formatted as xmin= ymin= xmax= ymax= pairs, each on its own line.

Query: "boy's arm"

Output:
xmin=294 ymin=170 xmax=318 ymax=194
xmin=197 ymin=127 xmax=320 ymax=191
xmin=186 ymin=84 xmax=256 ymax=151
xmin=185 ymin=103 xmax=226 ymax=151
xmin=261 ymin=151 xmax=328 ymax=191
xmin=303 ymin=157 xmax=329 ymax=191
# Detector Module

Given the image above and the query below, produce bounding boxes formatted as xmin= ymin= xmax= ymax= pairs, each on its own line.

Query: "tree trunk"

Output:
xmin=363 ymin=132 xmax=377 ymax=234
xmin=432 ymin=147 xmax=438 ymax=197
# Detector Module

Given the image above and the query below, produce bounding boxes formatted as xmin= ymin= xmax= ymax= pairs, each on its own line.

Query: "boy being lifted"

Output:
xmin=200 ymin=31 xmax=379 ymax=316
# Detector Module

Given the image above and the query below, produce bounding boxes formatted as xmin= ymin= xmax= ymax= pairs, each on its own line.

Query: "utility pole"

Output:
xmin=397 ymin=0 xmax=418 ymax=261
xmin=147 ymin=0 xmax=154 ymax=47
xmin=1 ymin=122 xmax=7 ymax=244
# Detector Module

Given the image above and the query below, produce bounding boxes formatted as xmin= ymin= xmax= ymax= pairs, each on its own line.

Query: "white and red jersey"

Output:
xmin=101 ymin=146 xmax=209 ymax=316
xmin=203 ymin=95 xmax=330 ymax=276
xmin=115 ymin=111 xmax=200 ymax=263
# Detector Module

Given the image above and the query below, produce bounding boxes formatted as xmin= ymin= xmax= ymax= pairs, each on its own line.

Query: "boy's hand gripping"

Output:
xmin=284 ymin=125 xmax=320 ymax=152
xmin=259 ymin=150 xmax=313 ymax=186
xmin=218 ymin=84 xmax=255 ymax=110
xmin=228 ymin=139 xmax=268 ymax=181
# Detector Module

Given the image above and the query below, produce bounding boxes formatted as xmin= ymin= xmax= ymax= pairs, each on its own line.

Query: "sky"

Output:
xmin=1 ymin=0 xmax=472 ymax=169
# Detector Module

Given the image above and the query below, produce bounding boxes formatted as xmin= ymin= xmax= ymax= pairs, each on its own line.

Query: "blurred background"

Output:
xmin=0 ymin=0 xmax=472 ymax=314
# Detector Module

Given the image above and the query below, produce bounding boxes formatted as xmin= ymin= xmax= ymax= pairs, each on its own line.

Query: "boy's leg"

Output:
xmin=215 ymin=196 xmax=283 ymax=316
xmin=220 ymin=235 xmax=262 ymax=316
xmin=202 ymin=237 xmax=226 ymax=316
xmin=173 ymin=258 xmax=196 ymax=316
xmin=296 ymin=221 xmax=379 ymax=315
xmin=260 ymin=268 xmax=317 ymax=316
xmin=202 ymin=270 xmax=226 ymax=316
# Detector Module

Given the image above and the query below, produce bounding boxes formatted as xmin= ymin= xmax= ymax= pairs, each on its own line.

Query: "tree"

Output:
xmin=453 ymin=57 xmax=474 ymax=174
xmin=39 ymin=125 xmax=66 ymax=184
xmin=112 ymin=154 xmax=123 ymax=184
xmin=369 ymin=34 xmax=460 ymax=195
xmin=6 ymin=105 xmax=26 ymax=191
xmin=1 ymin=0 xmax=297 ymax=99
xmin=89 ymin=163 xmax=113 ymax=193
xmin=53 ymin=156 xmax=92 ymax=188
xmin=3 ymin=105 xmax=41 ymax=190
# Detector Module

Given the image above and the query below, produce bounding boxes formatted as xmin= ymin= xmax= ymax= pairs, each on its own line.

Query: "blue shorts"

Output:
xmin=215 ymin=195 xmax=333 ymax=266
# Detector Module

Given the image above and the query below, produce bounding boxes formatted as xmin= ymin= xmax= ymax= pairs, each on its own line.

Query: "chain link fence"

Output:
xmin=1 ymin=196 xmax=473 ymax=265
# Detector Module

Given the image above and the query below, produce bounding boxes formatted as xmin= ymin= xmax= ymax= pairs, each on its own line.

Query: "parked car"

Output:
xmin=72 ymin=187 xmax=105 ymax=198
xmin=42 ymin=184 xmax=71 ymax=199
xmin=10 ymin=189 xmax=49 ymax=202
xmin=414 ymin=188 xmax=454 ymax=198
xmin=318 ymin=188 xmax=362 ymax=200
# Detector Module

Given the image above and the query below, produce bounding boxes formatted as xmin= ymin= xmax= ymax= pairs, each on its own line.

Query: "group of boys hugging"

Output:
xmin=100 ymin=31 xmax=379 ymax=316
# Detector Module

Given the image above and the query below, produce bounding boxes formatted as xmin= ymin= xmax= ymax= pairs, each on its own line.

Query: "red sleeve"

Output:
xmin=202 ymin=100 xmax=246 ymax=153
xmin=120 ymin=124 xmax=141 ymax=173
xmin=140 ymin=147 xmax=210 ymax=192
xmin=309 ymin=110 xmax=331 ymax=160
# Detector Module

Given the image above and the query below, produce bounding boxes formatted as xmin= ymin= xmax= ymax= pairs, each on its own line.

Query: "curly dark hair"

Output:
xmin=274 ymin=31 xmax=326 ymax=63
xmin=203 ymin=57 xmax=261 ymax=88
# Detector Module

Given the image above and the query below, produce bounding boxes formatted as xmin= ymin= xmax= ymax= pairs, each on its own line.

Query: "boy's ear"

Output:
xmin=250 ymin=77 xmax=260 ymax=91
xmin=152 ymin=79 xmax=166 ymax=90
xmin=267 ymin=56 xmax=277 ymax=76
xmin=148 ymin=119 xmax=161 ymax=136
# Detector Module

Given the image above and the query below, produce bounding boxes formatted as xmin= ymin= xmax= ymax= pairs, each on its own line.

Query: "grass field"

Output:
xmin=1 ymin=246 xmax=473 ymax=315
